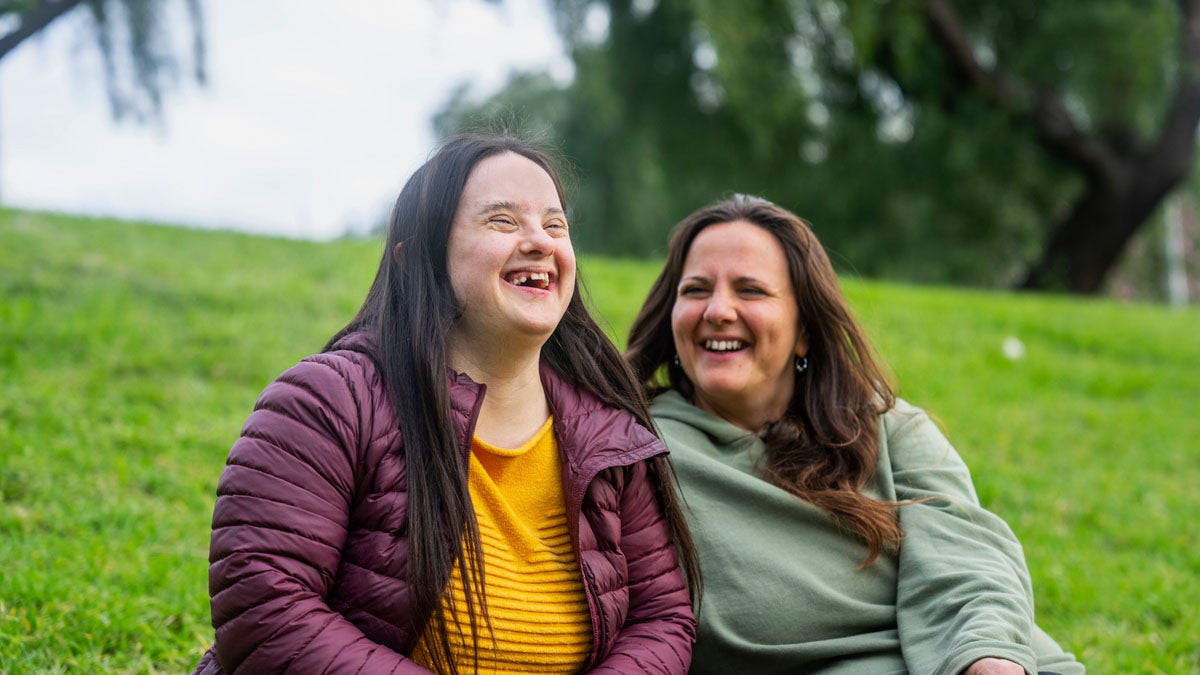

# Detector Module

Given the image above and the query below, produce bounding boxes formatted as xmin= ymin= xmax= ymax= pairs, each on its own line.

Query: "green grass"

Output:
xmin=2 ymin=209 xmax=1198 ymax=672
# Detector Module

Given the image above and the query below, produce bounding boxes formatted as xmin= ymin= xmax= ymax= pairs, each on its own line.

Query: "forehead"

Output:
xmin=683 ymin=220 xmax=790 ymax=279
xmin=458 ymin=152 xmax=562 ymax=212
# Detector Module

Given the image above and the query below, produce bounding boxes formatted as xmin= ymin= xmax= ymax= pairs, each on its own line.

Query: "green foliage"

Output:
xmin=3 ymin=209 xmax=1199 ymax=671
xmin=436 ymin=0 xmax=1192 ymax=291
xmin=1 ymin=0 xmax=205 ymax=123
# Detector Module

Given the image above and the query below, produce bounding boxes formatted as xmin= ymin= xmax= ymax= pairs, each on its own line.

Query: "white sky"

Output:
xmin=0 ymin=0 xmax=572 ymax=239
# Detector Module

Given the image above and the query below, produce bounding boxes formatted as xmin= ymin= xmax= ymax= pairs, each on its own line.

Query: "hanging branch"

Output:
xmin=919 ymin=0 xmax=1120 ymax=183
xmin=0 ymin=1 xmax=83 ymax=61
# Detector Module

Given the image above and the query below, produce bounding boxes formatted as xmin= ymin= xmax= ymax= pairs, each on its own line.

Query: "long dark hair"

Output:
xmin=626 ymin=194 xmax=902 ymax=565
xmin=327 ymin=134 xmax=700 ymax=672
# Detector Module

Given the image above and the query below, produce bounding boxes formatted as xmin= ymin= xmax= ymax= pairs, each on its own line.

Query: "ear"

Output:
xmin=391 ymin=242 xmax=404 ymax=265
xmin=795 ymin=327 xmax=808 ymax=358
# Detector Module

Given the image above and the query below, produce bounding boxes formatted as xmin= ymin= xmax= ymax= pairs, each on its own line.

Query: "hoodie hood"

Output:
xmin=650 ymin=390 xmax=762 ymax=459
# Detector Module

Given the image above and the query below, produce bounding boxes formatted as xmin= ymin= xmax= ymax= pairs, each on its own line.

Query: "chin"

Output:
xmin=693 ymin=380 xmax=747 ymax=402
xmin=514 ymin=318 xmax=563 ymax=339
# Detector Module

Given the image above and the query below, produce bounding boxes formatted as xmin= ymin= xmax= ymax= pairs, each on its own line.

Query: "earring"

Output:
xmin=673 ymin=355 xmax=681 ymax=367
xmin=795 ymin=355 xmax=809 ymax=374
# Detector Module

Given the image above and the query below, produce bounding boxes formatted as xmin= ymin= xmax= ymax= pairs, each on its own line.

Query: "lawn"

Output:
xmin=2 ymin=209 xmax=1198 ymax=672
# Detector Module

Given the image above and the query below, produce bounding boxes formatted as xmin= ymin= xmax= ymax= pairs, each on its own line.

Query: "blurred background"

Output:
xmin=3 ymin=1 xmax=1199 ymax=672
xmin=4 ymin=0 xmax=1199 ymax=301
xmin=2 ymin=0 xmax=570 ymax=238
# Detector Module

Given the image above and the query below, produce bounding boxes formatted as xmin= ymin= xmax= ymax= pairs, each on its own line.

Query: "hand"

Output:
xmin=963 ymin=657 xmax=1026 ymax=675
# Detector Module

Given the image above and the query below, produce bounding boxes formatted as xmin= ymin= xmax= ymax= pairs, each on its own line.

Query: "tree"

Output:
xmin=1 ymin=0 xmax=206 ymax=122
xmin=916 ymin=0 xmax=1200 ymax=292
xmin=439 ymin=0 xmax=1200 ymax=294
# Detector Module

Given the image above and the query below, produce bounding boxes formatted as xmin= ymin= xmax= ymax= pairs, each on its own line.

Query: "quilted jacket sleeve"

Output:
xmin=205 ymin=355 xmax=430 ymax=675
xmin=887 ymin=402 xmax=1037 ymax=675
xmin=589 ymin=459 xmax=696 ymax=674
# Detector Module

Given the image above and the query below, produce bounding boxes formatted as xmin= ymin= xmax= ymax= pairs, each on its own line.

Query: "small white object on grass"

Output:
xmin=1002 ymin=336 xmax=1026 ymax=361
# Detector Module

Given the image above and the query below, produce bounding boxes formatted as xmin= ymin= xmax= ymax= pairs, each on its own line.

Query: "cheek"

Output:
xmin=447 ymin=269 xmax=471 ymax=309
xmin=557 ymin=247 xmax=578 ymax=283
xmin=671 ymin=303 xmax=702 ymax=351
xmin=447 ymin=246 xmax=490 ymax=306
xmin=557 ymin=234 xmax=577 ymax=259
xmin=757 ymin=307 xmax=795 ymax=340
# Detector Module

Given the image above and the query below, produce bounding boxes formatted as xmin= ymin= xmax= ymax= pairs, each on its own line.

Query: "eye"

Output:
xmin=679 ymin=284 xmax=710 ymax=298
xmin=488 ymin=215 xmax=518 ymax=230
xmin=739 ymin=286 xmax=767 ymax=297
xmin=545 ymin=219 xmax=569 ymax=234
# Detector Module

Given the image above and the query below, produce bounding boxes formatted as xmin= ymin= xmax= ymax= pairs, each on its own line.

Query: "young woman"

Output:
xmin=626 ymin=194 xmax=1083 ymax=675
xmin=194 ymin=135 xmax=698 ymax=674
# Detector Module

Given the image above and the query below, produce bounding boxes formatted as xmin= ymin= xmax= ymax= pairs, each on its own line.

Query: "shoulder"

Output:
xmin=265 ymin=347 xmax=382 ymax=416
xmin=306 ymin=331 xmax=387 ymax=402
xmin=243 ymin=335 xmax=395 ymax=459
xmin=881 ymin=397 xmax=931 ymax=434
xmin=316 ymin=330 xmax=385 ymax=393
xmin=880 ymin=398 xmax=952 ymax=455
xmin=880 ymin=398 xmax=979 ymax=503
xmin=879 ymin=398 xmax=968 ymax=474
xmin=541 ymin=366 xmax=663 ymax=464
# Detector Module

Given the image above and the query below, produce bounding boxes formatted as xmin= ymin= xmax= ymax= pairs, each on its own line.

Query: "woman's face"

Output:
xmin=446 ymin=152 xmax=576 ymax=359
xmin=671 ymin=220 xmax=806 ymax=431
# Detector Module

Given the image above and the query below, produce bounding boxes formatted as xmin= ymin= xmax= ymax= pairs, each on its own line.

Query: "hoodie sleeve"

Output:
xmin=886 ymin=403 xmax=1039 ymax=675
xmin=205 ymin=354 xmax=432 ymax=675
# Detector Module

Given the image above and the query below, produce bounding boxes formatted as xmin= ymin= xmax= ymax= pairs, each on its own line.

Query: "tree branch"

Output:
xmin=0 ymin=0 xmax=83 ymax=61
xmin=920 ymin=0 xmax=1121 ymax=183
xmin=1144 ymin=0 xmax=1200 ymax=180
xmin=920 ymin=0 xmax=1022 ymax=106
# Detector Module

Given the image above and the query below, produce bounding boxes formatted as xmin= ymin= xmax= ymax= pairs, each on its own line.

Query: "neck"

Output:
xmin=690 ymin=390 xmax=788 ymax=434
xmin=449 ymin=341 xmax=550 ymax=448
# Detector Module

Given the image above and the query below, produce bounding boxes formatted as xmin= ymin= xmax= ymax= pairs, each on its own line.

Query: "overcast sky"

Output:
xmin=0 ymin=0 xmax=571 ymax=239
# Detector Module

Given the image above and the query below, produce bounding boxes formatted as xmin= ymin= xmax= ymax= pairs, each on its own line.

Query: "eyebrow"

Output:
xmin=476 ymin=200 xmax=566 ymax=218
xmin=680 ymin=275 xmax=765 ymax=285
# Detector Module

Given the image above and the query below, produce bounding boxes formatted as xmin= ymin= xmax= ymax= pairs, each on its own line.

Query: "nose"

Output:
xmin=519 ymin=221 xmax=555 ymax=257
xmin=702 ymin=290 xmax=737 ymax=325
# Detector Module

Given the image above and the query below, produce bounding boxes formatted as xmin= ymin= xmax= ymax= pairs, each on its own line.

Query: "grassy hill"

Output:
xmin=3 ymin=208 xmax=1198 ymax=672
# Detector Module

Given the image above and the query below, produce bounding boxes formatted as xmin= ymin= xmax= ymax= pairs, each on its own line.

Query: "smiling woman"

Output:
xmin=626 ymin=194 xmax=1085 ymax=675
xmin=192 ymin=134 xmax=700 ymax=674
xmin=446 ymin=152 xmax=577 ymax=375
xmin=671 ymin=220 xmax=805 ymax=432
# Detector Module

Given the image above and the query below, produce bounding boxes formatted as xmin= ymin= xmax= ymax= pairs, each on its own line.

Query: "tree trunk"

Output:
xmin=920 ymin=0 xmax=1200 ymax=295
xmin=1019 ymin=172 xmax=1179 ymax=293
xmin=1020 ymin=119 xmax=1199 ymax=293
xmin=1164 ymin=197 xmax=1190 ymax=305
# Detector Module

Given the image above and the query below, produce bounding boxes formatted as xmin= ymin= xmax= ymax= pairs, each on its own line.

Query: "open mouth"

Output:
xmin=504 ymin=270 xmax=552 ymax=290
xmin=703 ymin=339 xmax=746 ymax=353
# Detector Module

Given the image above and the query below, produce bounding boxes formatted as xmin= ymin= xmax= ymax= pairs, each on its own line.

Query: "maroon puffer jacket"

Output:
xmin=194 ymin=332 xmax=695 ymax=674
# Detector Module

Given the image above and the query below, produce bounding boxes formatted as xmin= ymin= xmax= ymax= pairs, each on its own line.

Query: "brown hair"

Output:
xmin=626 ymin=194 xmax=902 ymax=565
xmin=329 ymin=134 xmax=700 ymax=672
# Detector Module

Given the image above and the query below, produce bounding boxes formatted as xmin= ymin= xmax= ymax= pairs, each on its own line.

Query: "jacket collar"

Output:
xmin=332 ymin=330 xmax=666 ymax=471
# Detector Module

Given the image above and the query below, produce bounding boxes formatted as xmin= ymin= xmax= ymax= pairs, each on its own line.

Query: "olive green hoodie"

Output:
xmin=652 ymin=390 xmax=1083 ymax=675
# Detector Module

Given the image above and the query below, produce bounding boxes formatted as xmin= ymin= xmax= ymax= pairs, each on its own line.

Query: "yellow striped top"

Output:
xmin=411 ymin=416 xmax=593 ymax=673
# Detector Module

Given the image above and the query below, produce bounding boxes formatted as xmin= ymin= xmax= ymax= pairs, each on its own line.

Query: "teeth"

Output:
xmin=506 ymin=271 xmax=551 ymax=289
xmin=704 ymin=339 xmax=744 ymax=352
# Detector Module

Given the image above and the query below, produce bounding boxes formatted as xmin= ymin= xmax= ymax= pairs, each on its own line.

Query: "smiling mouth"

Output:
xmin=704 ymin=339 xmax=746 ymax=352
xmin=504 ymin=271 xmax=551 ymax=290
